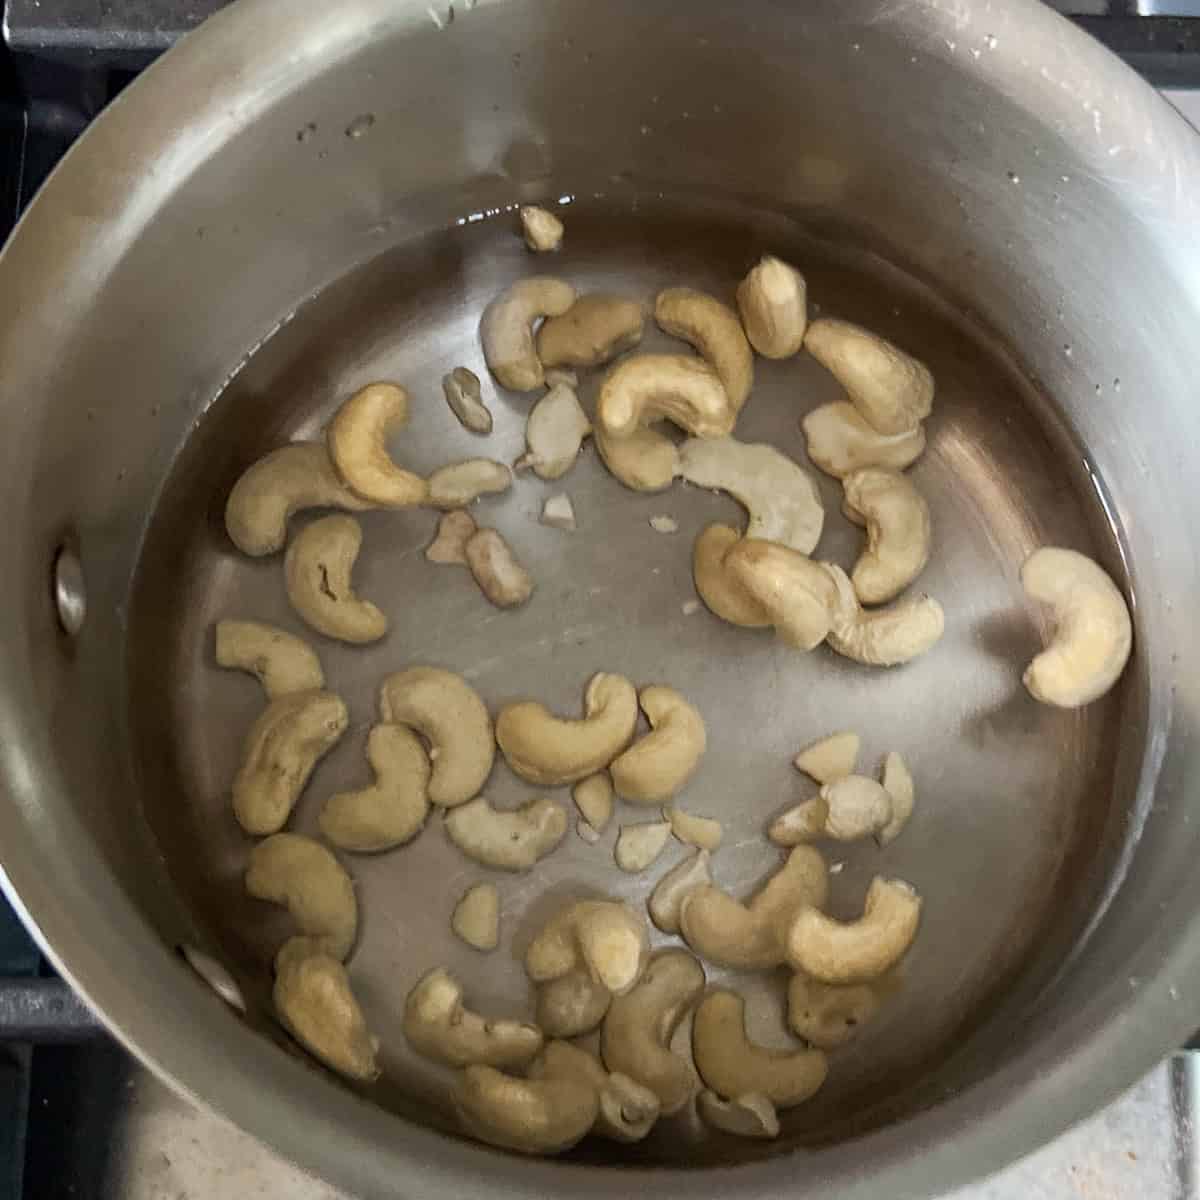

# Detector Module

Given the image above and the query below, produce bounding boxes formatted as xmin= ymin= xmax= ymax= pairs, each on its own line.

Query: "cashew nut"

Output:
xmin=215 ymin=619 xmax=324 ymax=698
xmin=679 ymin=437 xmax=824 ymax=555
xmin=1020 ymin=546 xmax=1133 ymax=708
xmin=465 ymin=528 xmax=534 ymax=609
xmin=823 ymin=562 xmax=945 ymax=666
xmin=245 ymin=833 xmax=357 ymax=960
xmin=600 ymin=949 xmax=706 ymax=1115
xmin=648 ymin=849 xmax=712 ymax=934
xmin=452 ymin=884 xmax=500 ymax=951
xmin=679 ymin=846 xmax=829 ymax=970
xmin=514 ymin=381 xmax=591 ymax=480
xmin=596 ymin=353 xmax=733 ymax=441
xmin=692 ymin=990 xmax=827 ymax=1109
xmin=284 ymin=515 xmax=387 ymax=644
xmin=594 ymin=424 xmax=680 ymax=493
xmin=692 ymin=523 xmax=770 ymax=628
xmin=402 ymin=967 xmax=541 ymax=1068
xmin=878 ymin=751 xmax=915 ymax=846
xmin=427 ymin=458 xmax=512 ymax=509
xmin=232 ymin=690 xmax=348 ymax=835
xmin=820 ymin=775 xmax=894 ymax=842
xmin=319 ymin=724 xmax=431 ymax=852
xmin=785 ymin=876 xmax=922 ymax=984
xmin=535 ymin=968 xmax=612 ymax=1038
xmin=654 ymin=287 xmax=754 ymax=412
xmin=725 ymin=539 xmax=838 ymax=651
xmin=444 ymin=795 xmax=567 ymax=870
xmin=480 ymin=277 xmax=576 ymax=392
xmin=525 ymin=900 xmax=648 ymax=995
xmin=842 ymin=467 xmax=932 ymax=603
xmin=454 ymin=1065 xmax=597 ymax=1155
xmin=793 ymin=731 xmax=860 ymax=784
xmin=768 ymin=797 xmax=829 ymax=847
xmin=787 ymin=974 xmax=880 ymax=1049
xmin=425 ymin=509 xmax=478 ymax=565
xmin=540 ymin=493 xmax=576 ymax=531
xmin=572 ymin=772 xmax=614 ymax=833
xmin=697 ymin=1090 xmax=780 ymax=1139
xmin=736 ymin=256 xmax=807 ymax=360
xmin=610 ymin=686 xmax=707 ymax=804
xmin=664 ymin=806 xmax=722 ymax=851
xmin=520 ymin=205 xmax=564 ymax=253
xmin=614 ymin=820 xmax=672 ymax=873
xmin=327 ymin=383 xmax=428 ymax=508
xmin=802 ymin=401 xmax=926 ymax=480
xmin=805 ymin=318 xmax=933 ymax=435
xmin=442 ymin=367 xmax=493 ymax=434
xmin=378 ymin=667 xmax=494 ymax=807
xmin=536 ymin=293 xmax=645 ymax=369
xmin=495 ymin=672 xmax=638 ymax=786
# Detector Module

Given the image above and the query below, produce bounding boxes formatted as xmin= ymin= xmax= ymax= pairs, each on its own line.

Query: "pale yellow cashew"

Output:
xmin=444 ymin=795 xmax=568 ymax=871
xmin=514 ymin=381 xmax=591 ymax=480
xmin=480 ymin=277 xmax=576 ymax=392
xmin=596 ymin=353 xmax=733 ymax=441
xmin=536 ymin=293 xmax=645 ymax=369
xmin=464 ymin=529 xmax=534 ymax=609
xmin=878 ymin=751 xmax=915 ymax=846
xmin=519 ymin=205 xmax=564 ymax=252
xmin=725 ymin=539 xmax=838 ymax=651
xmin=451 ymin=883 xmax=500 ymax=952
xmin=453 ymin=1065 xmax=598 ymax=1155
xmin=572 ymin=772 xmax=614 ymax=834
xmin=214 ymin=619 xmax=324 ymax=699
xmin=793 ymin=732 xmax=860 ymax=784
xmin=802 ymin=401 xmax=926 ymax=480
xmin=654 ymin=287 xmax=754 ymax=411
xmin=823 ymin=562 xmax=945 ymax=666
xmin=819 ymin=775 xmax=894 ymax=842
xmin=736 ymin=256 xmax=807 ymax=359
xmin=610 ymin=686 xmax=707 ymax=804
xmin=842 ymin=466 xmax=932 ymax=604
xmin=692 ymin=524 xmax=770 ymax=628
xmin=326 ymin=383 xmax=428 ymax=507
xmin=614 ymin=820 xmax=672 ymax=873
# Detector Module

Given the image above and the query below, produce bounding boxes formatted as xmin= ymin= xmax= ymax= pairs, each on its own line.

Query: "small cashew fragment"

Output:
xmin=427 ymin=459 xmax=513 ymax=509
xmin=1020 ymin=547 xmax=1133 ymax=708
xmin=496 ymin=672 xmax=638 ymax=786
xmin=726 ymin=539 xmax=838 ymax=651
xmin=679 ymin=846 xmax=829 ymax=970
xmin=525 ymin=900 xmax=649 ymax=995
xmin=692 ymin=991 xmax=828 ymax=1109
xmin=805 ymin=318 xmax=934 ymax=435
xmin=679 ymin=437 xmax=824 ymax=555
xmin=327 ymin=383 xmax=428 ymax=507
xmin=697 ymin=1090 xmax=780 ymax=1139
xmin=378 ymin=667 xmax=494 ymax=808
xmin=540 ymin=493 xmax=577 ymax=531
xmin=820 ymin=775 xmax=894 ymax=842
xmin=648 ymin=849 xmax=712 ymax=934
xmin=787 ymin=974 xmax=880 ymax=1049
xmin=215 ymin=619 xmax=324 ymax=698
xmin=802 ymin=401 xmax=927 ymax=480
xmin=520 ymin=205 xmax=564 ymax=252
xmin=232 ymin=690 xmax=348 ymax=835
xmin=596 ymin=353 xmax=733 ymax=441
xmin=442 ymin=367 xmax=493 ymax=435
xmin=768 ymin=797 xmax=829 ymax=847
xmin=824 ymin=562 xmax=945 ymax=666
xmin=403 ymin=967 xmax=542 ymax=1068
xmin=225 ymin=442 xmax=372 ymax=558
xmin=452 ymin=884 xmax=500 ymax=952
xmin=514 ymin=382 xmax=591 ymax=480
xmin=319 ymin=724 xmax=431 ymax=852
xmin=536 ymin=293 xmax=645 ymax=369
xmin=600 ymin=949 xmax=706 ymax=1115
xmin=610 ymin=686 xmax=707 ymax=804
xmin=842 ymin=467 xmax=932 ymax=603
xmin=664 ymin=806 xmax=722 ymax=851
xmin=615 ymin=820 xmax=672 ymax=873
xmin=878 ymin=751 xmax=915 ymax=846
xmin=536 ymin=968 xmax=612 ymax=1038
xmin=284 ymin=515 xmax=387 ymax=645
xmin=654 ymin=287 xmax=754 ymax=412
xmin=692 ymin=524 xmax=771 ymax=628
xmin=444 ymin=796 xmax=567 ymax=871
xmin=480 ymin=277 xmax=577 ymax=392
xmin=594 ymin=424 xmax=680 ymax=493
xmin=794 ymin=732 xmax=860 ymax=784
xmin=454 ymin=1065 xmax=598 ymax=1155
xmin=425 ymin=509 xmax=478 ymax=565
xmin=649 ymin=514 xmax=679 ymax=535
xmin=572 ymin=772 xmax=614 ymax=833
xmin=465 ymin=528 xmax=534 ymax=609
xmin=736 ymin=256 xmax=807 ymax=360
xmin=246 ymin=834 xmax=357 ymax=960
xmin=785 ymin=876 xmax=922 ymax=984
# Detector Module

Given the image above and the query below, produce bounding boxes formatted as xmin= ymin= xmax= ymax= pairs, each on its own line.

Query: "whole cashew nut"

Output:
xmin=596 ymin=353 xmax=734 ymax=442
xmin=736 ymin=256 xmax=807 ymax=360
xmin=514 ymin=381 xmax=592 ymax=480
xmin=692 ymin=524 xmax=771 ymax=628
xmin=842 ymin=467 xmax=932 ymax=603
xmin=525 ymin=900 xmax=649 ymax=996
xmin=536 ymin=293 xmax=645 ymax=369
xmin=442 ymin=366 xmax=493 ymax=434
xmin=594 ymin=424 xmax=681 ymax=493
xmin=794 ymin=732 xmax=860 ymax=784
xmin=648 ymin=849 xmax=712 ymax=935
xmin=535 ymin=968 xmax=612 ymax=1038
xmin=725 ymin=539 xmax=838 ymax=651
xmin=453 ymin=1064 xmax=598 ymax=1155
xmin=610 ymin=686 xmax=707 ymax=804
xmin=878 ymin=751 xmax=915 ymax=846
xmin=480 ymin=277 xmax=577 ymax=392
xmin=654 ymin=287 xmax=754 ymax=412
xmin=452 ymin=883 xmax=500 ymax=952
xmin=697 ymin=1090 xmax=780 ymax=1139
xmin=427 ymin=459 xmax=512 ymax=510
xmin=215 ymin=619 xmax=324 ymax=699
xmin=519 ymin=205 xmax=564 ymax=253
xmin=444 ymin=795 xmax=567 ymax=871
xmin=802 ymin=401 xmax=926 ymax=480
xmin=327 ymin=383 xmax=428 ymax=507
xmin=823 ymin=562 xmax=945 ymax=666
xmin=787 ymin=974 xmax=880 ymax=1049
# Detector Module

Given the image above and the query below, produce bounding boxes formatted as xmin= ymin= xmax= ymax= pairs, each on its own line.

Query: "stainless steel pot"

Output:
xmin=1 ymin=1 xmax=1199 ymax=1196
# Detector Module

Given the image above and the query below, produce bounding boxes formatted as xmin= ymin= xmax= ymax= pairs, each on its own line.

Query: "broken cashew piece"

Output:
xmin=465 ymin=528 xmax=534 ymax=609
xmin=878 ymin=751 xmax=915 ymax=846
xmin=805 ymin=318 xmax=933 ymax=435
xmin=824 ymin=562 xmax=945 ymax=666
xmin=536 ymin=968 xmax=612 ymax=1038
xmin=1020 ymin=547 xmax=1133 ymax=708
xmin=284 ymin=515 xmax=387 ymax=644
xmin=692 ymin=990 xmax=828 ymax=1109
xmin=536 ymin=293 xmax=645 ymax=369
xmin=327 ymin=383 xmax=428 ymax=507
xmin=496 ymin=672 xmax=638 ymax=786
xmin=596 ymin=353 xmax=734 ymax=441
xmin=215 ymin=619 xmax=324 ymax=699
xmin=698 ymin=1090 xmax=780 ymax=1139
xmin=615 ymin=820 xmax=672 ymax=873
xmin=843 ymin=467 xmax=932 ymax=603
xmin=802 ymin=401 xmax=927 ymax=480
xmin=610 ymin=686 xmax=707 ymax=804
xmin=442 ymin=367 xmax=493 ymax=435
xmin=514 ymin=382 xmax=591 ymax=480
xmin=648 ymin=849 xmax=712 ymax=934
xmin=525 ymin=900 xmax=649 ymax=995
xmin=736 ymin=256 xmax=807 ymax=360
xmin=425 ymin=509 xmax=478 ymax=566
xmin=769 ymin=797 xmax=829 ymax=847
xmin=573 ymin=772 xmax=614 ymax=834
xmin=594 ymin=423 xmax=681 ymax=493
xmin=794 ymin=732 xmax=860 ymax=784
xmin=480 ymin=277 xmax=576 ymax=392
xmin=787 ymin=974 xmax=880 ymax=1049
xmin=531 ymin=1041 xmax=661 ymax=1143
xmin=654 ymin=287 xmax=754 ymax=412
xmin=232 ymin=690 xmax=348 ymax=835
xmin=692 ymin=524 xmax=770 ymax=628
xmin=520 ymin=205 xmax=564 ymax=253
xmin=427 ymin=459 xmax=512 ymax=510
xmin=785 ymin=876 xmax=922 ymax=984
xmin=452 ymin=884 xmax=500 ymax=951
xmin=665 ymin=806 xmax=722 ymax=851
xmin=541 ymin=494 xmax=576 ymax=531
xmin=444 ymin=796 xmax=567 ymax=871
xmin=820 ymin=775 xmax=894 ymax=842
xmin=726 ymin=539 xmax=838 ymax=651
xmin=454 ymin=1065 xmax=597 ymax=1155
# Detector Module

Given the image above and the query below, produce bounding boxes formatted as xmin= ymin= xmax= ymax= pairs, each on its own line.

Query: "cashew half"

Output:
xmin=525 ymin=900 xmax=649 ymax=995
xmin=284 ymin=515 xmax=387 ymax=644
xmin=692 ymin=523 xmax=771 ymax=628
xmin=319 ymin=724 xmax=431 ymax=852
xmin=246 ymin=833 xmax=357 ymax=960
xmin=648 ymin=849 xmax=712 ymax=934
xmin=610 ymin=686 xmax=707 ymax=804
xmin=454 ymin=1065 xmax=598 ymax=1155
xmin=520 ymin=205 xmax=564 ymax=253
xmin=427 ymin=459 xmax=512 ymax=510
xmin=802 ymin=401 xmax=926 ymax=480
xmin=215 ymin=619 xmax=324 ymax=698
xmin=615 ymin=820 xmax=672 ymax=873
xmin=785 ymin=877 xmax=922 ymax=984
xmin=679 ymin=846 xmax=829 ymax=970
xmin=496 ymin=672 xmax=638 ymax=786
xmin=794 ymin=732 xmax=860 ymax=784
xmin=1020 ymin=547 xmax=1133 ymax=708
xmin=452 ymin=883 xmax=500 ymax=951
xmin=692 ymin=990 xmax=827 ymax=1109
xmin=232 ymin=690 xmax=348 ymax=835
xmin=378 ymin=667 xmax=493 ymax=807
xmin=225 ymin=442 xmax=372 ymax=558
xmin=725 ymin=539 xmax=838 ymax=651
xmin=768 ymin=798 xmax=829 ymax=847
xmin=425 ymin=509 xmax=478 ymax=565
xmin=535 ymin=968 xmax=612 ymax=1038
xmin=820 ymin=775 xmax=894 ymax=842
xmin=842 ymin=467 xmax=932 ymax=603
xmin=514 ymin=382 xmax=591 ymax=480
xmin=654 ymin=287 xmax=754 ymax=412
xmin=787 ymin=974 xmax=880 ymax=1049
xmin=697 ymin=1090 xmax=780 ymax=1139
xmin=600 ymin=949 xmax=706 ymax=1115
xmin=327 ymin=383 xmax=428 ymax=507
xmin=664 ymin=806 xmax=722 ymax=851
xmin=572 ymin=772 xmax=614 ymax=834
xmin=805 ymin=318 xmax=933 ymax=435
xmin=596 ymin=353 xmax=734 ymax=442
xmin=480 ymin=277 xmax=577 ymax=392
xmin=736 ymin=256 xmax=807 ymax=360
xmin=536 ymin=294 xmax=645 ymax=369
xmin=442 ymin=367 xmax=493 ymax=435
xmin=878 ymin=751 xmax=915 ymax=846
xmin=824 ymin=562 xmax=945 ymax=666
xmin=594 ymin=424 xmax=681 ymax=493
xmin=402 ymin=967 xmax=542 ymax=1068
xmin=445 ymin=795 xmax=567 ymax=871
xmin=465 ymin=528 xmax=534 ymax=609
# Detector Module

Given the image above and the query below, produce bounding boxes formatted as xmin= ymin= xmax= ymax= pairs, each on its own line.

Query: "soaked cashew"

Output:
xmin=536 ymin=968 xmax=612 ymax=1038
xmin=820 ymin=775 xmax=894 ymax=842
xmin=802 ymin=401 xmax=927 ymax=480
xmin=736 ymin=256 xmax=807 ymax=360
xmin=536 ymin=293 xmax=645 ymax=369
xmin=444 ymin=796 xmax=567 ymax=871
xmin=794 ymin=732 xmax=860 ymax=784
xmin=596 ymin=353 xmax=734 ymax=441
xmin=514 ymin=382 xmax=591 ymax=480
xmin=232 ymin=690 xmax=348 ymax=835
xmin=785 ymin=876 xmax=922 ymax=984
xmin=692 ymin=523 xmax=771 ymax=628
xmin=664 ymin=806 xmax=722 ymax=851
xmin=823 ymin=562 xmax=945 ymax=666
xmin=787 ymin=974 xmax=880 ymax=1049
xmin=284 ymin=515 xmax=387 ymax=644
xmin=525 ymin=900 xmax=649 ymax=996
xmin=593 ymin=424 xmax=681 ymax=493
xmin=614 ymin=820 xmax=672 ymax=873
xmin=442 ymin=367 xmax=493 ymax=435
xmin=768 ymin=797 xmax=829 ymax=847
xmin=215 ymin=619 xmax=324 ymax=699
xmin=843 ymin=467 xmax=932 ymax=603
xmin=648 ymin=849 xmax=712 ymax=934
xmin=427 ymin=459 xmax=512 ymax=509
xmin=692 ymin=990 xmax=827 ymax=1109
xmin=654 ymin=287 xmax=754 ymax=412
xmin=465 ymin=528 xmax=534 ymax=609
xmin=805 ymin=318 xmax=934 ymax=435
xmin=1020 ymin=547 xmax=1133 ymax=708
xmin=327 ymin=383 xmax=428 ymax=508
xmin=480 ymin=277 xmax=576 ymax=392
xmin=454 ymin=1065 xmax=597 ymax=1155
xmin=225 ymin=442 xmax=373 ymax=557
xmin=520 ymin=205 xmax=564 ymax=253
xmin=540 ymin=493 xmax=577 ymax=531
xmin=697 ymin=1090 xmax=780 ymax=1139
xmin=425 ymin=509 xmax=478 ymax=565
xmin=572 ymin=772 xmax=614 ymax=834
xmin=378 ymin=667 xmax=493 ymax=807
xmin=726 ymin=539 xmax=838 ymax=651
xmin=878 ymin=751 xmax=915 ymax=846
xmin=496 ymin=672 xmax=638 ymax=786
xmin=610 ymin=686 xmax=707 ymax=804
xmin=452 ymin=883 xmax=500 ymax=951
